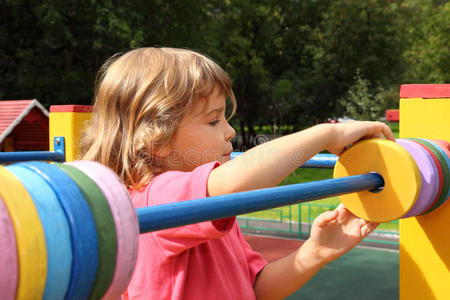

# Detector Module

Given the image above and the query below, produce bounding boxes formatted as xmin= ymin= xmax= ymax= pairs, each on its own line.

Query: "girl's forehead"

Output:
xmin=192 ymin=91 xmax=226 ymax=117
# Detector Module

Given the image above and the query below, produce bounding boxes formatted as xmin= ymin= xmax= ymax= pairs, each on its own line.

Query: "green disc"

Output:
xmin=409 ymin=138 xmax=450 ymax=213
xmin=55 ymin=163 xmax=118 ymax=299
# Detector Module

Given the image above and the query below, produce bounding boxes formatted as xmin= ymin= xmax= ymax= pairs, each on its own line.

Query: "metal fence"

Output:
xmin=238 ymin=202 xmax=399 ymax=248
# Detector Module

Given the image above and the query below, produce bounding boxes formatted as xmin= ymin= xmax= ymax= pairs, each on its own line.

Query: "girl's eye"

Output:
xmin=208 ymin=120 xmax=219 ymax=126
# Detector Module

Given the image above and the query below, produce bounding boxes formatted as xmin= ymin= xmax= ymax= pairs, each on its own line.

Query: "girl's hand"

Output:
xmin=325 ymin=121 xmax=395 ymax=155
xmin=305 ymin=204 xmax=379 ymax=263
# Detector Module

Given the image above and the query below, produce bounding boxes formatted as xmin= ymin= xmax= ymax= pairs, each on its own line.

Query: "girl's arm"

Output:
xmin=207 ymin=121 xmax=390 ymax=298
xmin=207 ymin=121 xmax=394 ymax=196
xmin=252 ymin=204 xmax=378 ymax=300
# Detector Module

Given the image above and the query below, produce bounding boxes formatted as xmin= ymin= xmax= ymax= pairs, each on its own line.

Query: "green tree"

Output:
xmin=339 ymin=69 xmax=384 ymax=120
xmin=0 ymin=0 xmax=215 ymax=106
xmin=402 ymin=0 xmax=450 ymax=82
xmin=308 ymin=0 xmax=406 ymax=119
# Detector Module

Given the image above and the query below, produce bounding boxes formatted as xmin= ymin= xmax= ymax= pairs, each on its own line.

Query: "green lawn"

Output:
xmin=387 ymin=121 xmax=399 ymax=138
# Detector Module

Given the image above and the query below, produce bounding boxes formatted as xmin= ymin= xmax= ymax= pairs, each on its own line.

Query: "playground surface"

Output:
xmin=244 ymin=234 xmax=399 ymax=300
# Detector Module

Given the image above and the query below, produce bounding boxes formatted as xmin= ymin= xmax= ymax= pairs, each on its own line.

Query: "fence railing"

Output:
xmin=238 ymin=203 xmax=399 ymax=247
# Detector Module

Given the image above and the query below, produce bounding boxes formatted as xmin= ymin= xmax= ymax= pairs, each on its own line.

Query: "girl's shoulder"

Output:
xmin=133 ymin=161 xmax=220 ymax=207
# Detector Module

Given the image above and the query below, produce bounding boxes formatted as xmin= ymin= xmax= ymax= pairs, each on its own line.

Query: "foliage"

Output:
xmin=402 ymin=0 xmax=450 ymax=83
xmin=339 ymin=69 xmax=384 ymax=120
xmin=0 ymin=0 xmax=446 ymax=147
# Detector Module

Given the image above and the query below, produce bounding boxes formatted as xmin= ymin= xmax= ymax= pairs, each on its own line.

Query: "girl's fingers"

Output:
xmin=360 ymin=220 xmax=379 ymax=237
xmin=372 ymin=122 xmax=395 ymax=141
xmin=335 ymin=203 xmax=355 ymax=222
xmin=314 ymin=210 xmax=338 ymax=227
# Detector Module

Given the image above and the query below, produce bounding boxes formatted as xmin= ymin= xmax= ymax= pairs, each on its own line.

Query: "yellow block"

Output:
xmin=399 ymin=97 xmax=450 ymax=300
xmin=0 ymin=167 xmax=47 ymax=300
xmin=334 ymin=139 xmax=421 ymax=222
xmin=49 ymin=111 xmax=92 ymax=162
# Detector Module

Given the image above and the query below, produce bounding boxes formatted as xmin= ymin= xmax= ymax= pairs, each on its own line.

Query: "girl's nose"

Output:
xmin=225 ymin=122 xmax=236 ymax=142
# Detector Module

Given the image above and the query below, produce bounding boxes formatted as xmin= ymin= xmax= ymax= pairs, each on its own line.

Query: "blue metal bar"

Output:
xmin=0 ymin=137 xmax=65 ymax=163
xmin=0 ymin=150 xmax=65 ymax=162
xmin=137 ymin=173 xmax=383 ymax=233
xmin=231 ymin=152 xmax=337 ymax=168
xmin=302 ymin=153 xmax=338 ymax=168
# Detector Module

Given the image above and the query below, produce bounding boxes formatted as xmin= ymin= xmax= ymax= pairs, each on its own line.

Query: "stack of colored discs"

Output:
xmin=408 ymin=138 xmax=450 ymax=215
xmin=0 ymin=166 xmax=47 ymax=300
xmin=0 ymin=160 xmax=139 ymax=300
xmin=0 ymin=194 xmax=18 ymax=300
xmin=334 ymin=138 xmax=450 ymax=222
xmin=67 ymin=160 xmax=139 ymax=300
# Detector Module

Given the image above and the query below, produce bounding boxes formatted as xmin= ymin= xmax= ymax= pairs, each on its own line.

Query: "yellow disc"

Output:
xmin=0 ymin=166 xmax=47 ymax=300
xmin=333 ymin=139 xmax=421 ymax=222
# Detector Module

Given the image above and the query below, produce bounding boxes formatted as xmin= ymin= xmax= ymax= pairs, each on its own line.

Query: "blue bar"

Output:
xmin=0 ymin=151 xmax=65 ymax=163
xmin=231 ymin=152 xmax=337 ymax=168
xmin=137 ymin=173 xmax=383 ymax=233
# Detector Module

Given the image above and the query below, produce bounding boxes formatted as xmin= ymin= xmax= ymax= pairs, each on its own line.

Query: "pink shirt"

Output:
xmin=123 ymin=162 xmax=268 ymax=300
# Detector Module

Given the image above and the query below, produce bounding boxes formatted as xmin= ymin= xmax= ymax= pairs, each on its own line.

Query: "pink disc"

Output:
xmin=433 ymin=140 xmax=450 ymax=152
xmin=0 ymin=195 xmax=18 ymax=300
xmin=433 ymin=139 xmax=450 ymax=203
xmin=67 ymin=161 xmax=139 ymax=300
xmin=397 ymin=139 xmax=439 ymax=217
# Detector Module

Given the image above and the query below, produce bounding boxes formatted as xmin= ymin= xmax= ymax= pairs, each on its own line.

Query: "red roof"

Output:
xmin=0 ymin=100 xmax=49 ymax=144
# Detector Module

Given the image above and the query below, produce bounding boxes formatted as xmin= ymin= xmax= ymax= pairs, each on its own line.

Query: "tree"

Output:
xmin=402 ymin=0 xmax=450 ymax=83
xmin=339 ymin=69 xmax=384 ymax=120
xmin=0 ymin=0 xmax=216 ymax=107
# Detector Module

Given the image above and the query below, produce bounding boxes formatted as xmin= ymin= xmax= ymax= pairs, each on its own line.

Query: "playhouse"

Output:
xmin=0 ymin=100 xmax=49 ymax=152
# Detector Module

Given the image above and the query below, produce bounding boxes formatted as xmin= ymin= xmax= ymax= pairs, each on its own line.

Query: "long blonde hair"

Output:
xmin=81 ymin=47 xmax=236 ymax=189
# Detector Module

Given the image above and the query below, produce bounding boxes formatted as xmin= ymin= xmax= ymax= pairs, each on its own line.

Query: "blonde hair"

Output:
xmin=81 ymin=47 xmax=236 ymax=189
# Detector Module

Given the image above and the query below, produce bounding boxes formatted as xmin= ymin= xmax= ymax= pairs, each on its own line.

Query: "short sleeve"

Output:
xmin=140 ymin=162 xmax=236 ymax=256
xmin=236 ymin=225 xmax=268 ymax=285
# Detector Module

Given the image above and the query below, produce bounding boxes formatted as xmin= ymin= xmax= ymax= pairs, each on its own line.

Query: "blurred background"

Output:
xmin=1 ymin=0 xmax=448 ymax=148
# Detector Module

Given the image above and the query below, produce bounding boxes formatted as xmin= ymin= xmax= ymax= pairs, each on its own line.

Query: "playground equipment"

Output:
xmin=0 ymin=84 xmax=448 ymax=299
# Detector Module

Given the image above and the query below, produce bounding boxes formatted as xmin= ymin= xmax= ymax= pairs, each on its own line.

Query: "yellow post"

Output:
xmin=49 ymin=105 xmax=93 ymax=162
xmin=399 ymin=84 xmax=450 ymax=299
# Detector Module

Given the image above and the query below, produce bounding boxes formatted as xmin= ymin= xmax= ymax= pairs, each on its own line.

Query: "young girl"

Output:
xmin=81 ymin=47 xmax=394 ymax=300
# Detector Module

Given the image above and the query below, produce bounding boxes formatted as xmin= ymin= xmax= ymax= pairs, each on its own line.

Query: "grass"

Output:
xmin=239 ymin=121 xmax=400 ymax=138
xmin=387 ymin=121 xmax=399 ymax=138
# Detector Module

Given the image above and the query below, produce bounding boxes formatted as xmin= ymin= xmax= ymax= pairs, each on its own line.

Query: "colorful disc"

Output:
xmin=0 ymin=195 xmax=18 ymax=300
xmin=55 ymin=163 xmax=117 ymax=300
xmin=17 ymin=161 xmax=98 ymax=300
xmin=6 ymin=165 xmax=72 ymax=300
xmin=409 ymin=139 xmax=450 ymax=213
xmin=396 ymin=139 xmax=439 ymax=217
xmin=426 ymin=140 xmax=450 ymax=202
xmin=433 ymin=139 xmax=450 ymax=152
xmin=67 ymin=160 xmax=139 ymax=300
xmin=333 ymin=139 xmax=421 ymax=222
xmin=0 ymin=166 xmax=47 ymax=300
xmin=409 ymin=139 xmax=445 ymax=213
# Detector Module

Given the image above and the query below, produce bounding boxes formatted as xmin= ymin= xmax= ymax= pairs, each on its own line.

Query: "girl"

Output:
xmin=81 ymin=47 xmax=394 ymax=300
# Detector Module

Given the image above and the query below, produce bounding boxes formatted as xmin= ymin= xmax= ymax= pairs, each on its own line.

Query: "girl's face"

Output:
xmin=164 ymin=86 xmax=236 ymax=172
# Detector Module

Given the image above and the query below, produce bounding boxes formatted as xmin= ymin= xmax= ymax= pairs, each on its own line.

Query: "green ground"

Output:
xmin=286 ymin=246 xmax=399 ymax=300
